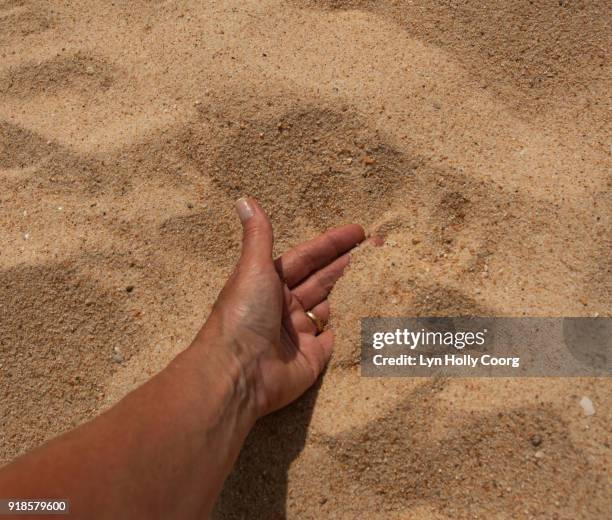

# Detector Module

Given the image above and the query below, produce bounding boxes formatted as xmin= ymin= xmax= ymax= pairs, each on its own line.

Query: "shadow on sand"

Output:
xmin=213 ymin=381 xmax=322 ymax=519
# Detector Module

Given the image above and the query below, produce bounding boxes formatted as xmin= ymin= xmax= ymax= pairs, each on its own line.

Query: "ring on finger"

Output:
xmin=305 ymin=310 xmax=325 ymax=334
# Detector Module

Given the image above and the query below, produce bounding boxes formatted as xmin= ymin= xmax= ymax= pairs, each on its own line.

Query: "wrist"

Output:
xmin=188 ymin=319 xmax=262 ymax=425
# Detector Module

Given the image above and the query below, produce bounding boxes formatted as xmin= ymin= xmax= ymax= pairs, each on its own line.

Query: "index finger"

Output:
xmin=275 ymin=224 xmax=365 ymax=288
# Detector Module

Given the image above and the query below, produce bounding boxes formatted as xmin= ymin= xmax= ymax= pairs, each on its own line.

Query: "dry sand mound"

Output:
xmin=0 ymin=0 xmax=610 ymax=518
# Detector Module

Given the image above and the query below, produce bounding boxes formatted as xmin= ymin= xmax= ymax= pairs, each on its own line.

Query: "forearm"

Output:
xmin=0 ymin=198 xmax=356 ymax=518
xmin=0 ymin=330 xmax=258 ymax=519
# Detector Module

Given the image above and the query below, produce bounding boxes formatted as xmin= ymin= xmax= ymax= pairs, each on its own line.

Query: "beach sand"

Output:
xmin=1 ymin=0 xmax=610 ymax=517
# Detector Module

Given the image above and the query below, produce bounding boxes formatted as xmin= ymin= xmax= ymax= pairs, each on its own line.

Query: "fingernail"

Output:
xmin=235 ymin=197 xmax=254 ymax=223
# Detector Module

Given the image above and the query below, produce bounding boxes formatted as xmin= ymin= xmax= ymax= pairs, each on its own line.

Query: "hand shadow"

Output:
xmin=212 ymin=379 xmax=322 ymax=519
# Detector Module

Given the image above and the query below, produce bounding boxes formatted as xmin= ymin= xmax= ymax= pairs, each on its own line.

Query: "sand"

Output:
xmin=1 ymin=0 xmax=610 ymax=517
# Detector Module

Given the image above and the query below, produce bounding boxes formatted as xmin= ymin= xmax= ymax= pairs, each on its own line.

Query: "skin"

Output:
xmin=0 ymin=197 xmax=366 ymax=519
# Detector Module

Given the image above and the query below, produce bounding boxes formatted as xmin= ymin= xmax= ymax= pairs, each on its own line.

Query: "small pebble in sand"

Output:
xmin=530 ymin=434 xmax=542 ymax=447
xmin=125 ymin=285 xmax=135 ymax=293
xmin=112 ymin=346 xmax=124 ymax=363
xmin=534 ymin=451 xmax=544 ymax=459
xmin=579 ymin=396 xmax=595 ymax=416
xmin=363 ymin=155 xmax=375 ymax=165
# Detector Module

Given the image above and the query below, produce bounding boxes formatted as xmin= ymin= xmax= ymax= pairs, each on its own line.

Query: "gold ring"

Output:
xmin=306 ymin=310 xmax=324 ymax=334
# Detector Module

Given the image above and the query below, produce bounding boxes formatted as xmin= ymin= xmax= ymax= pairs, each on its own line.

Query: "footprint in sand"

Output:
xmin=188 ymin=104 xmax=419 ymax=231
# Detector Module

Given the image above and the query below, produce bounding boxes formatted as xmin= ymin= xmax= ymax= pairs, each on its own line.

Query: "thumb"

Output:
xmin=235 ymin=197 xmax=274 ymax=267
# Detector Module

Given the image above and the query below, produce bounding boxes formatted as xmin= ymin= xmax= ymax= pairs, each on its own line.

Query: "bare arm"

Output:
xmin=0 ymin=334 xmax=256 ymax=519
xmin=0 ymin=198 xmax=365 ymax=519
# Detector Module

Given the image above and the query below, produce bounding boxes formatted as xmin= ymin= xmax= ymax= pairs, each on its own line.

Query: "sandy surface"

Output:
xmin=1 ymin=0 xmax=610 ymax=518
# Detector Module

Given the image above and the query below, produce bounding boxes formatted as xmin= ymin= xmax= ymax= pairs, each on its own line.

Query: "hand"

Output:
xmin=201 ymin=197 xmax=365 ymax=417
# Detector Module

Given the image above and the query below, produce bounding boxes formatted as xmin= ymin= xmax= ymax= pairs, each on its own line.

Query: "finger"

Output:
xmin=316 ymin=329 xmax=334 ymax=359
xmin=292 ymin=253 xmax=350 ymax=310
xmin=275 ymin=224 xmax=365 ymax=288
xmin=235 ymin=197 xmax=274 ymax=267
xmin=311 ymin=300 xmax=330 ymax=323
xmin=291 ymin=301 xmax=330 ymax=335
xmin=298 ymin=330 xmax=334 ymax=378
